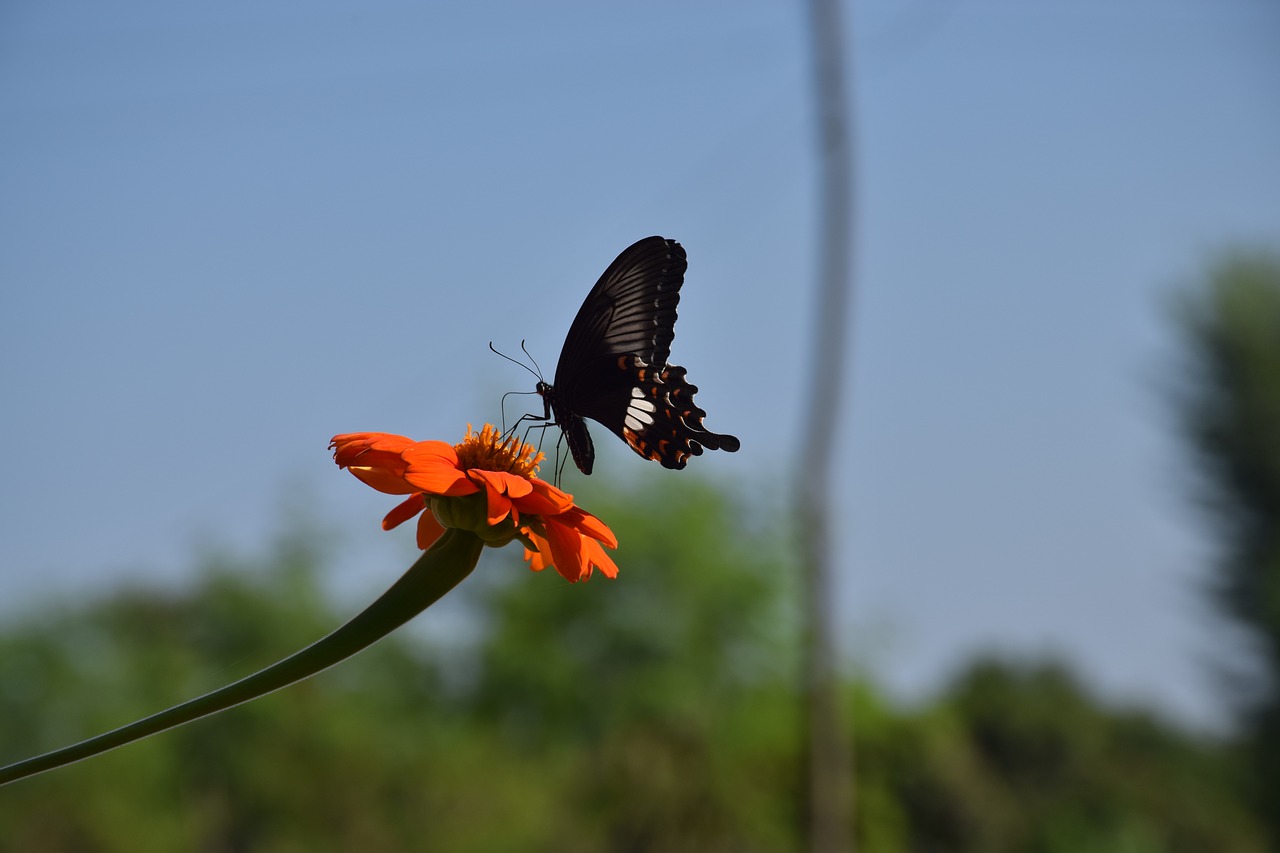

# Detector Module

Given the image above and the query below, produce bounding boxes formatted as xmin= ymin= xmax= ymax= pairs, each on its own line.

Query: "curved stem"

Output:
xmin=0 ymin=528 xmax=485 ymax=786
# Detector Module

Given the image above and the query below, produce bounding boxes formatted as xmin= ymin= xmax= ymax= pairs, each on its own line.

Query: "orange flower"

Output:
xmin=331 ymin=425 xmax=618 ymax=582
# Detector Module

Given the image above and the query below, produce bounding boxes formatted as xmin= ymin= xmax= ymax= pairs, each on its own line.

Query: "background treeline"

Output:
xmin=1 ymin=254 xmax=1276 ymax=851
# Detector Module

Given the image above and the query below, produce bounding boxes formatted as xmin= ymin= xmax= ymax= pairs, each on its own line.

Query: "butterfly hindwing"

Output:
xmin=541 ymin=236 xmax=739 ymax=475
xmin=585 ymin=355 xmax=741 ymax=470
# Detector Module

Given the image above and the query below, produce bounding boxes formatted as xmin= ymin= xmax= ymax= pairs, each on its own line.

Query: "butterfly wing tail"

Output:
xmin=658 ymin=364 xmax=740 ymax=459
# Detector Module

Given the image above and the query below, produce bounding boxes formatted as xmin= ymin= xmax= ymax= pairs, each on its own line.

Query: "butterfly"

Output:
xmin=533 ymin=236 xmax=740 ymax=476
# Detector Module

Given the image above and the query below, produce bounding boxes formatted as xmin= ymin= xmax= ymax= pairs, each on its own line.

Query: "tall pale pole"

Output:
xmin=799 ymin=0 xmax=855 ymax=849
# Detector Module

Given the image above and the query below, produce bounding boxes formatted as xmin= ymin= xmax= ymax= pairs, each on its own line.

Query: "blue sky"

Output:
xmin=2 ymin=1 xmax=1277 ymax=730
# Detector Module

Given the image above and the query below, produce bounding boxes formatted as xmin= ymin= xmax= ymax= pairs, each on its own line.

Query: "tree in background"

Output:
xmin=894 ymin=660 xmax=1260 ymax=852
xmin=1173 ymin=251 xmax=1280 ymax=843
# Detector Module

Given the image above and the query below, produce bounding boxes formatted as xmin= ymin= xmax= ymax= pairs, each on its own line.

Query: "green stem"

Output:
xmin=0 ymin=527 xmax=485 ymax=786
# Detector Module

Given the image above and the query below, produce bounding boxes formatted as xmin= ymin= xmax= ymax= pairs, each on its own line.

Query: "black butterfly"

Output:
xmin=533 ymin=236 xmax=740 ymax=476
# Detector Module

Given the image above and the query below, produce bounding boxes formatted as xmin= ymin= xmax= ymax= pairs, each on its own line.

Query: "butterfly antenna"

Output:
xmin=519 ymin=339 xmax=545 ymax=382
xmin=488 ymin=341 xmax=543 ymax=383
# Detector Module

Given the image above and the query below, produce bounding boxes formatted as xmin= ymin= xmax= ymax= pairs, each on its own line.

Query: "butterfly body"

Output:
xmin=536 ymin=236 xmax=740 ymax=475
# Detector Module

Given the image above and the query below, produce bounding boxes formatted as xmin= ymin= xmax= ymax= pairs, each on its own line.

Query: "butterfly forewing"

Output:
xmin=554 ymin=236 xmax=685 ymax=391
xmin=542 ymin=235 xmax=738 ymax=476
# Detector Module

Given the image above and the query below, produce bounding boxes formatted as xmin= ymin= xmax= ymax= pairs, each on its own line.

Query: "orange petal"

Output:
xmin=583 ymin=537 xmax=619 ymax=579
xmin=404 ymin=443 xmax=475 ymax=496
xmin=364 ymin=433 xmax=416 ymax=452
xmin=530 ymin=478 xmax=572 ymax=502
xmin=334 ymin=445 xmax=411 ymax=471
xmin=555 ymin=506 xmax=618 ymax=549
xmin=331 ymin=432 xmax=415 ymax=468
xmin=382 ymin=493 xmax=427 ymax=531
xmin=521 ymin=478 xmax=575 ymax=515
xmin=545 ymin=518 xmax=588 ymax=583
xmin=332 ymin=432 xmax=415 ymax=493
xmin=405 ymin=463 xmax=475 ymax=497
xmin=468 ymin=469 xmax=538 ymax=526
xmin=330 ymin=432 xmax=396 ymax=452
xmin=402 ymin=440 xmax=460 ymax=466
xmin=416 ymin=509 xmax=446 ymax=550
xmin=331 ymin=431 xmax=413 ymax=447
xmin=523 ymin=529 xmax=552 ymax=572
xmin=468 ymin=468 xmax=534 ymax=500
xmin=349 ymin=465 xmax=418 ymax=495
xmin=477 ymin=477 xmax=514 ymax=525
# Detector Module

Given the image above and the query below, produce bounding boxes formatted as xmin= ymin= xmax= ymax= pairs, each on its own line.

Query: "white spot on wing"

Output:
xmin=626 ymin=405 xmax=655 ymax=425
xmin=625 ymin=386 xmax=657 ymax=428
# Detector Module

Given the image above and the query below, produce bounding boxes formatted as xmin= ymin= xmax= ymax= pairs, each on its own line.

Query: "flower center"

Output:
xmin=454 ymin=423 xmax=544 ymax=477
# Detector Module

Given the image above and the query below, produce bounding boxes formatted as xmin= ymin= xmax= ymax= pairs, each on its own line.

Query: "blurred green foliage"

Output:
xmin=0 ymin=472 xmax=1265 ymax=851
xmin=1174 ymin=251 xmax=1280 ymax=845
